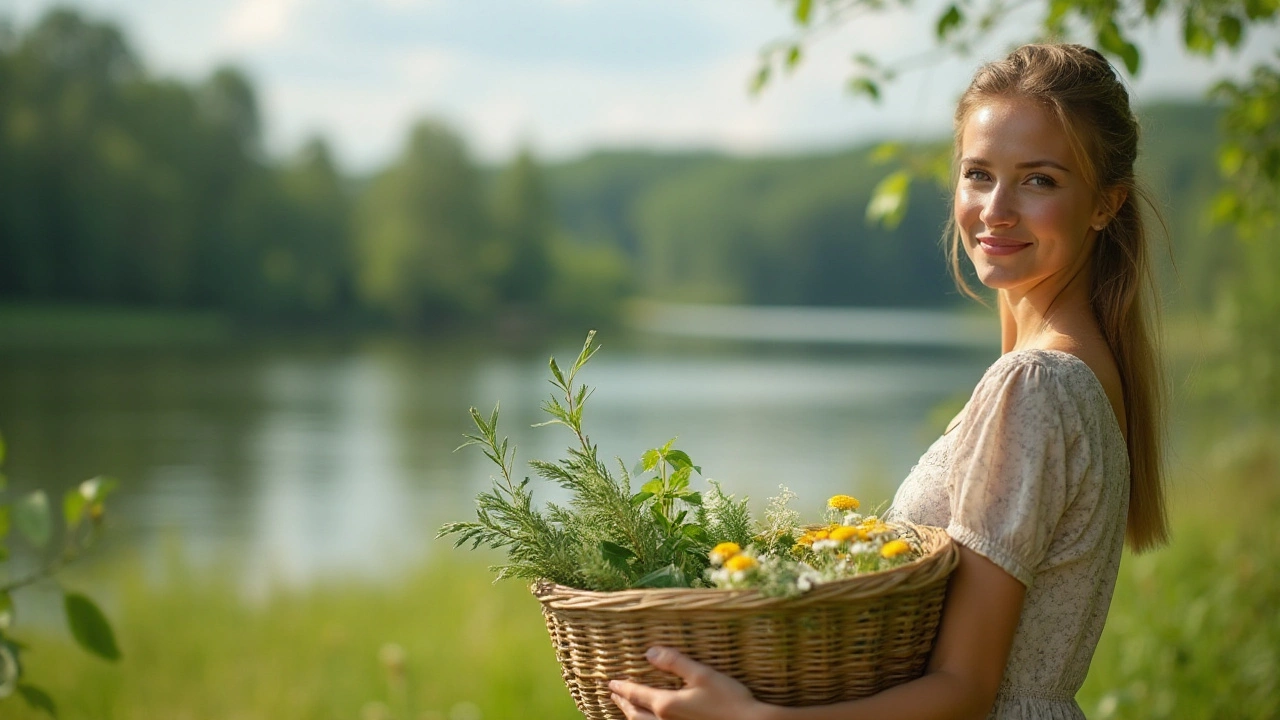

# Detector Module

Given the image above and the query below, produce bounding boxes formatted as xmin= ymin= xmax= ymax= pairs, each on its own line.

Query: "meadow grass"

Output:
xmin=6 ymin=429 xmax=1278 ymax=720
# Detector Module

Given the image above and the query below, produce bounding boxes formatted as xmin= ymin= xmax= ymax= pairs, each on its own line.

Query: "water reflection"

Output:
xmin=0 ymin=328 xmax=998 ymax=589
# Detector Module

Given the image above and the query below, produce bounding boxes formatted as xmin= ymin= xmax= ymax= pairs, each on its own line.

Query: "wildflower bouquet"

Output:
xmin=438 ymin=331 xmax=920 ymax=595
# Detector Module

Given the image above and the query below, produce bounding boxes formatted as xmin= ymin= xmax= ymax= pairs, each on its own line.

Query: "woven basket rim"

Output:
xmin=533 ymin=523 xmax=957 ymax=612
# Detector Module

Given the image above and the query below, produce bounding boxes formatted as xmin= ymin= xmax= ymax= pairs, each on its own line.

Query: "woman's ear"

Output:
xmin=1092 ymin=186 xmax=1128 ymax=231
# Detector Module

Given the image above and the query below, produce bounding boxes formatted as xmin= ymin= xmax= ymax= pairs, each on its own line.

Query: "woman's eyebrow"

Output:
xmin=959 ymin=157 xmax=1072 ymax=173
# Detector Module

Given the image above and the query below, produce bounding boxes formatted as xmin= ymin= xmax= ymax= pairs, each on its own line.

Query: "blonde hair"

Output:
xmin=946 ymin=43 xmax=1169 ymax=551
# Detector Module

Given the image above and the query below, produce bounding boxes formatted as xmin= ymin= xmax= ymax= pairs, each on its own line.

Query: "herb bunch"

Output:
xmin=438 ymin=331 xmax=749 ymax=590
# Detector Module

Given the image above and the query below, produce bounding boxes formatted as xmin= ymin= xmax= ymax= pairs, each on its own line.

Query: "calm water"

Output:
xmin=0 ymin=315 xmax=999 ymax=592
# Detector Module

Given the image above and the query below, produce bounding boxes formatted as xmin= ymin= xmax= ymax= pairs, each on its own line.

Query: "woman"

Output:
xmin=608 ymin=43 xmax=1169 ymax=720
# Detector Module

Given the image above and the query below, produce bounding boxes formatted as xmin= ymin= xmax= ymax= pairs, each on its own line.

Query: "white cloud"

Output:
xmin=221 ymin=0 xmax=304 ymax=50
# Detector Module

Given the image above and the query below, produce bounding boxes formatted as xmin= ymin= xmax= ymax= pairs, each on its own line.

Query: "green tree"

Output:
xmin=758 ymin=0 xmax=1280 ymax=418
xmin=275 ymin=138 xmax=355 ymax=315
xmin=491 ymin=149 xmax=555 ymax=308
xmin=355 ymin=120 xmax=492 ymax=325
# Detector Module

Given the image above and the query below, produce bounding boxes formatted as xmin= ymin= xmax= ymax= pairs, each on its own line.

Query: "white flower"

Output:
xmin=796 ymin=569 xmax=822 ymax=592
xmin=812 ymin=539 xmax=839 ymax=552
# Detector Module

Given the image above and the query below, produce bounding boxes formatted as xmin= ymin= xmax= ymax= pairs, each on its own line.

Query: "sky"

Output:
xmin=7 ymin=0 xmax=1279 ymax=172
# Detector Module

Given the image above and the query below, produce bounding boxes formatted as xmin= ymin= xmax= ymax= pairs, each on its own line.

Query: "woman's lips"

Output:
xmin=977 ymin=236 xmax=1031 ymax=256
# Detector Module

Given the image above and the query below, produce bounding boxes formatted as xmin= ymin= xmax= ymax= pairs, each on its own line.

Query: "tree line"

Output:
xmin=0 ymin=8 xmax=1231 ymax=333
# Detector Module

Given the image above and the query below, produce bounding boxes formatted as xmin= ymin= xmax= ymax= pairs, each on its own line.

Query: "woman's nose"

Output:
xmin=979 ymin=185 xmax=1018 ymax=228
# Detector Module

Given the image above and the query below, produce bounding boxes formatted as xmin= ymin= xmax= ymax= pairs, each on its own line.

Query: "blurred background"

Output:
xmin=0 ymin=1 xmax=1277 ymax=718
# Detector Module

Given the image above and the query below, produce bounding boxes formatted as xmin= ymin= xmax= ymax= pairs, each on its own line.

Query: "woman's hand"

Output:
xmin=609 ymin=646 xmax=768 ymax=720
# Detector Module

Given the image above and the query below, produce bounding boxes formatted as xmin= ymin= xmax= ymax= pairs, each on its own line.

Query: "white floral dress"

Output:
xmin=887 ymin=349 xmax=1130 ymax=720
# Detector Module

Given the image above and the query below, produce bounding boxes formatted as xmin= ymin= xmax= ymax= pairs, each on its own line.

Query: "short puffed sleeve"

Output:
xmin=945 ymin=357 xmax=1083 ymax=588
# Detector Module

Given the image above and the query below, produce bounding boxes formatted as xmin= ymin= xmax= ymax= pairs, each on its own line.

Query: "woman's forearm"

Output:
xmin=755 ymin=670 xmax=993 ymax=720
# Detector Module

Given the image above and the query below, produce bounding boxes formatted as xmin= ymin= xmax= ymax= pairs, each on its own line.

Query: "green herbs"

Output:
xmin=438 ymin=331 xmax=921 ymax=594
xmin=438 ymin=332 xmax=719 ymax=590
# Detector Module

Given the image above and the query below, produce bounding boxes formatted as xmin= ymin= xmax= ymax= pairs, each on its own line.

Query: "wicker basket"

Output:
xmin=533 ymin=523 xmax=958 ymax=720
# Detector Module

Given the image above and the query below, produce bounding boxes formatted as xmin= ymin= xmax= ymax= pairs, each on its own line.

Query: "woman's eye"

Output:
xmin=1028 ymin=174 xmax=1057 ymax=187
xmin=963 ymin=169 xmax=991 ymax=182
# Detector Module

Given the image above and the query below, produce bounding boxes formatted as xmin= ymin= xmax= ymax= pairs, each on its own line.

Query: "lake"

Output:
xmin=0 ymin=307 xmax=1000 ymax=594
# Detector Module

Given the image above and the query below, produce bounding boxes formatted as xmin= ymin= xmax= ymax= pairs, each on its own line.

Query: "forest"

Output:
xmin=0 ymin=8 xmax=1231 ymax=333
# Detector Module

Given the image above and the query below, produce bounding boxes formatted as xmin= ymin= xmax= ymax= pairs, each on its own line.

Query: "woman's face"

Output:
xmin=954 ymin=96 xmax=1113 ymax=296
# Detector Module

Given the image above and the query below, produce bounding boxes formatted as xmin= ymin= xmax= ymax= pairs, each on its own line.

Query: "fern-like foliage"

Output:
xmin=438 ymin=331 xmax=717 ymax=590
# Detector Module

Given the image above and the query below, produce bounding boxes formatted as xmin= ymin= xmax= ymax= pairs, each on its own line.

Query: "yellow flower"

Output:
xmin=859 ymin=518 xmax=891 ymax=535
xmin=880 ymin=539 xmax=911 ymax=559
xmin=724 ymin=554 xmax=758 ymax=572
xmin=710 ymin=542 xmax=741 ymax=564
xmin=829 ymin=526 xmax=861 ymax=543
xmin=828 ymin=495 xmax=860 ymax=512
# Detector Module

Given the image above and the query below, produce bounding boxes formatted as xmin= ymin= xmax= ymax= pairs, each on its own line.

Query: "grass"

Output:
xmin=5 ymin=429 xmax=1278 ymax=720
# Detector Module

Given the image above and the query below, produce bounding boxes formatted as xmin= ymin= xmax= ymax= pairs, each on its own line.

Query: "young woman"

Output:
xmin=608 ymin=43 xmax=1169 ymax=720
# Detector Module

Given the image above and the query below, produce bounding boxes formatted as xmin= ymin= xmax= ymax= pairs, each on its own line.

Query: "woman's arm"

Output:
xmin=610 ymin=544 xmax=1026 ymax=720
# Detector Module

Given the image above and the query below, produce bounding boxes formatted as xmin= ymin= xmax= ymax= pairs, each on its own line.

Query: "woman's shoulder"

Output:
xmin=979 ymin=348 xmax=1100 ymax=392
xmin=974 ymin=348 xmax=1124 ymax=444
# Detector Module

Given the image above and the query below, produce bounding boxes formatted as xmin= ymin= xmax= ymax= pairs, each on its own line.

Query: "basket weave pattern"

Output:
xmin=534 ymin=524 xmax=958 ymax=720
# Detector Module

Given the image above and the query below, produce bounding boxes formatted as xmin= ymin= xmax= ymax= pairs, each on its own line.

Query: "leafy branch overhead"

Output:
xmin=439 ymin=332 xmax=754 ymax=591
xmin=757 ymin=0 xmax=1280 ymax=418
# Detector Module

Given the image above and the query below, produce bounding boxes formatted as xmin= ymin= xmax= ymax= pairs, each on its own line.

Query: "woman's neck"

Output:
xmin=999 ymin=269 xmax=1099 ymax=354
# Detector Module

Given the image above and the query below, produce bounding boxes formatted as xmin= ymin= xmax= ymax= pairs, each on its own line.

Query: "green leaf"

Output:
xmin=1243 ymin=0 xmax=1273 ymax=21
xmin=1218 ymin=15 xmax=1243 ymax=46
xmin=640 ymin=478 xmax=664 ymax=495
xmin=635 ymin=564 xmax=688 ymax=588
xmin=1183 ymin=11 xmax=1216 ymax=54
xmin=1097 ymin=22 xmax=1141 ymax=74
xmin=64 ymin=489 xmax=88 ymax=528
xmin=548 ymin=357 xmax=566 ymax=388
xmin=848 ymin=77 xmax=880 ymax=102
xmin=14 ymin=491 xmax=52 ymax=548
xmin=0 ymin=591 xmax=12 ymax=630
xmin=640 ymin=449 xmax=661 ymax=473
xmin=785 ymin=45 xmax=802 ymax=70
xmin=680 ymin=491 xmax=703 ymax=507
xmin=1142 ymin=0 xmax=1163 ymax=18
xmin=669 ymin=466 xmax=692 ymax=491
xmin=630 ymin=491 xmax=654 ymax=507
xmin=870 ymin=141 xmax=902 ymax=164
xmin=682 ymin=524 xmax=710 ymax=543
xmin=17 ymin=684 xmax=58 ymax=717
xmin=1219 ymin=143 xmax=1246 ymax=175
xmin=936 ymin=4 xmax=963 ymax=39
xmin=0 ymin=640 xmax=18 ymax=699
xmin=63 ymin=593 xmax=121 ymax=662
xmin=664 ymin=450 xmax=694 ymax=470
xmin=749 ymin=63 xmax=771 ymax=95
xmin=851 ymin=53 xmax=877 ymax=69
xmin=794 ymin=0 xmax=813 ymax=25
xmin=599 ymin=541 xmax=636 ymax=576
xmin=867 ymin=170 xmax=912 ymax=228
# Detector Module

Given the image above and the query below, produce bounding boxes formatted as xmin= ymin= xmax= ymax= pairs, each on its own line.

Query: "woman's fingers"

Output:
xmin=644 ymin=646 xmax=708 ymax=684
xmin=611 ymin=691 xmax=658 ymax=720
xmin=610 ymin=679 xmax=663 ymax=710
